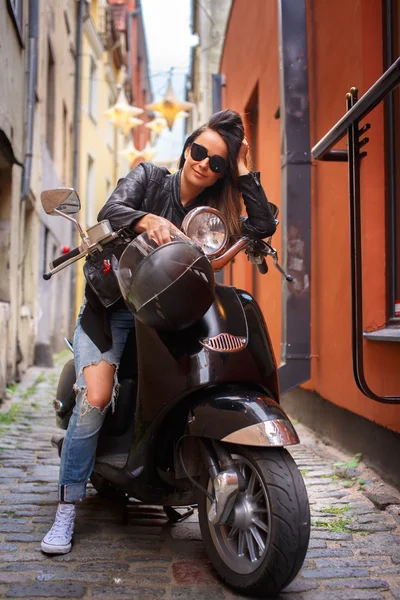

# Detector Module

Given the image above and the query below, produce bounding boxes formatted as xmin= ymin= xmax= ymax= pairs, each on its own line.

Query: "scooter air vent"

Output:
xmin=200 ymin=333 xmax=247 ymax=353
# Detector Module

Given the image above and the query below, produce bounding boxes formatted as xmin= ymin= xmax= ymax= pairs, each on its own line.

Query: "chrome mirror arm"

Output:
xmin=53 ymin=208 xmax=90 ymax=246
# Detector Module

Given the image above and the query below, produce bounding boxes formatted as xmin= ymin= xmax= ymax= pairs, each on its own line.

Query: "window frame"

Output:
xmin=383 ymin=0 xmax=400 ymax=322
xmin=245 ymin=85 xmax=260 ymax=298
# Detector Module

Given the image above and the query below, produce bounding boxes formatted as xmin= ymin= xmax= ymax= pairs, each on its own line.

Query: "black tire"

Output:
xmin=89 ymin=472 xmax=123 ymax=499
xmin=198 ymin=446 xmax=310 ymax=598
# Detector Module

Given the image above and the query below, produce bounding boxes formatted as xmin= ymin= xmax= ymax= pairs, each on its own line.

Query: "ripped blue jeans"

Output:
xmin=59 ymin=304 xmax=135 ymax=502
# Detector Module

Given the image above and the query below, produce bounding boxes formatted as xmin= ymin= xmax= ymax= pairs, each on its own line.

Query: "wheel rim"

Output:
xmin=206 ymin=454 xmax=272 ymax=575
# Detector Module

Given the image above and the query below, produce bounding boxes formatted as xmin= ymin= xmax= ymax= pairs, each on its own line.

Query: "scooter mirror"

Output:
xmin=41 ymin=188 xmax=81 ymax=216
xmin=182 ymin=207 xmax=229 ymax=257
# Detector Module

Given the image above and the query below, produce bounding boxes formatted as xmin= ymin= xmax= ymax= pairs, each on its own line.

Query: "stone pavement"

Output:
xmin=0 ymin=359 xmax=399 ymax=600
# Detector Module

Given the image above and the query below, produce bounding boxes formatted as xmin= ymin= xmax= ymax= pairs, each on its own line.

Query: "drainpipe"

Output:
xmin=69 ymin=0 xmax=85 ymax=333
xmin=73 ymin=0 xmax=85 ymax=192
xmin=127 ymin=6 xmax=141 ymax=98
xmin=21 ymin=0 xmax=39 ymax=202
xmin=277 ymin=0 xmax=312 ymax=393
xmin=17 ymin=0 xmax=39 ymax=372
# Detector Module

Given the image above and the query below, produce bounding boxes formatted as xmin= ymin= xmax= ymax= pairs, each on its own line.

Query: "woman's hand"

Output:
xmin=237 ymin=138 xmax=250 ymax=176
xmin=134 ymin=214 xmax=181 ymax=245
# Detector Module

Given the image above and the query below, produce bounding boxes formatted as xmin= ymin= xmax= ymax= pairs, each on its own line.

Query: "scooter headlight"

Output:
xmin=182 ymin=207 xmax=229 ymax=257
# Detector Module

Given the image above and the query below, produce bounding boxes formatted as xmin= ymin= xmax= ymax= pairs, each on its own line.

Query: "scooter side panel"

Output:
xmin=134 ymin=284 xmax=278 ymax=431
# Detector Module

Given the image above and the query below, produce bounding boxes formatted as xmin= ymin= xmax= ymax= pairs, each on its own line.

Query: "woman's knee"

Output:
xmin=83 ymin=361 xmax=116 ymax=412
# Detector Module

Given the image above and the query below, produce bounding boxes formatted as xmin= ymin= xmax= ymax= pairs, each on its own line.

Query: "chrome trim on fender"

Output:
xmin=221 ymin=419 xmax=299 ymax=446
xmin=200 ymin=333 xmax=247 ymax=353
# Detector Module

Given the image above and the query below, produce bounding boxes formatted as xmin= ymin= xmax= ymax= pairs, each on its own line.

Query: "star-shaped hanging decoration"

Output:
xmin=144 ymin=116 xmax=168 ymax=136
xmin=121 ymin=116 xmax=144 ymax=136
xmin=141 ymin=141 xmax=157 ymax=162
xmin=105 ymin=87 xmax=144 ymax=131
xmin=145 ymin=83 xmax=194 ymax=130
xmin=119 ymin=141 xmax=144 ymax=165
xmin=176 ymin=110 xmax=190 ymax=120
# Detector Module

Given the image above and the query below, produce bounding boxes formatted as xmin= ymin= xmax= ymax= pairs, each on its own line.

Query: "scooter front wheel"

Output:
xmin=198 ymin=446 xmax=310 ymax=598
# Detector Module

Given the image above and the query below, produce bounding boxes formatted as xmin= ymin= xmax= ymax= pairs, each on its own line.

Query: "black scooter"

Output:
xmin=41 ymin=188 xmax=310 ymax=598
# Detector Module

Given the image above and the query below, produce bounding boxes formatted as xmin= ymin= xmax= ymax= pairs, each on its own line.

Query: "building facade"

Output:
xmin=74 ymin=0 xmax=152 ymax=309
xmin=0 ymin=0 xmax=151 ymax=398
xmin=218 ymin=0 xmax=400 ymax=483
xmin=0 ymin=0 xmax=78 ymax=394
xmin=0 ymin=0 xmax=29 ymax=394
xmin=187 ymin=0 xmax=232 ymax=130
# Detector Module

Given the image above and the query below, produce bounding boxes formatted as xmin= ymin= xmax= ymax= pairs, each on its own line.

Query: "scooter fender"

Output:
xmin=187 ymin=385 xmax=299 ymax=447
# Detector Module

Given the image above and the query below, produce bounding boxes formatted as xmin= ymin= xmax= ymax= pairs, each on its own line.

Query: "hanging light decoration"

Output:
xmin=121 ymin=116 xmax=144 ymax=136
xmin=119 ymin=141 xmax=143 ymax=164
xmin=176 ymin=110 xmax=190 ymax=120
xmin=144 ymin=116 xmax=168 ymax=136
xmin=145 ymin=82 xmax=194 ymax=131
xmin=105 ymin=87 xmax=144 ymax=130
xmin=141 ymin=141 xmax=157 ymax=162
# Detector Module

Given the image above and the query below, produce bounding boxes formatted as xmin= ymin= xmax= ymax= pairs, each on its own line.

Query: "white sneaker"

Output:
xmin=41 ymin=503 xmax=75 ymax=554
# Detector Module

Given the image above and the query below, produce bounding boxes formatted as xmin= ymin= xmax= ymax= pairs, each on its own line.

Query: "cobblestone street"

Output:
xmin=0 ymin=360 xmax=399 ymax=600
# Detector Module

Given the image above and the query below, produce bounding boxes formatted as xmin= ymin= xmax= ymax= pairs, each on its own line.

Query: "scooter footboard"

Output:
xmin=187 ymin=385 xmax=299 ymax=447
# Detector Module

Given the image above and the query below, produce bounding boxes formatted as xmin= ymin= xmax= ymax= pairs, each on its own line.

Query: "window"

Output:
xmin=107 ymin=93 xmax=115 ymax=149
xmin=0 ymin=165 xmax=12 ymax=302
xmin=245 ymin=85 xmax=259 ymax=295
xmin=46 ymin=41 xmax=56 ymax=159
xmin=384 ymin=0 xmax=400 ymax=319
xmin=85 ymin=155 xmax=95 ymax=227
xmin=88 ymin=56 xmax=98 ymax=122
xmin=246 ymin=87 xmax=259 ymax=171
xmin=7 ymin=0 xmax=23 ymax=45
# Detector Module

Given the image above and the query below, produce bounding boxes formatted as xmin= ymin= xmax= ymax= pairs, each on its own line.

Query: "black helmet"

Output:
xmin=116 ymin=229 xmax=215 ymax=330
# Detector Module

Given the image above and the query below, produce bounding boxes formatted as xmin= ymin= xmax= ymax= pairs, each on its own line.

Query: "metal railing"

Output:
xmin=311 ymin=57 xmax=400 ymax=404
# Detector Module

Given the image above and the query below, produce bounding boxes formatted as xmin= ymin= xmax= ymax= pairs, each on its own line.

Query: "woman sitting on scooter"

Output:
xmin=41 ymin=109 xmax=277 ymax=554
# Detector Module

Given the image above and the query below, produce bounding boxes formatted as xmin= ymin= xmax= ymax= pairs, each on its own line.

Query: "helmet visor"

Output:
xmin=116 ymin=228 xmax=209 ymax=312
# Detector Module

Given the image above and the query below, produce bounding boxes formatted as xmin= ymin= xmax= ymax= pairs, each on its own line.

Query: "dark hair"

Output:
xmin=178 ymin=109 xmax=244 ymax=235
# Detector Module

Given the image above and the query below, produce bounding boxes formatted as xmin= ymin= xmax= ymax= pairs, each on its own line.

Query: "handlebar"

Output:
xmin=211 ymin=238 xmax=250 ymax=271
xmin=51 ymin=246 xmax=81 ymax=269
xmin=43 ymin=245 xmax=86 ymax=280
xmin=257 ymin=258 xmax=268 ymax=274
xmin=211 ymin=235 xmax=293 ymax=283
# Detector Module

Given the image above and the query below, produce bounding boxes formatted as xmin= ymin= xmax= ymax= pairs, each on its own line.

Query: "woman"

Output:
xmin=41 ymin=109 xmax=276 ymax=554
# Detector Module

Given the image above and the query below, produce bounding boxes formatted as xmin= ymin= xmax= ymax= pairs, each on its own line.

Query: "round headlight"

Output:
xmin=182 ymin=207 xmax=228 ymax=257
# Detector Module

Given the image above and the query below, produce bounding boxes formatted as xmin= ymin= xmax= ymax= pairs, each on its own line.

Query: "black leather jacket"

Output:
xmin=98 ymin=162 xmax=277 ymax=239
xmin=82 ymin=162 xmax=276 ymax=352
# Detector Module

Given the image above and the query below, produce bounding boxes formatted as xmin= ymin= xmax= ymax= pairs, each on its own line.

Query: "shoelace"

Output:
xmin=46 ymin=511 xmax=74 ymax=542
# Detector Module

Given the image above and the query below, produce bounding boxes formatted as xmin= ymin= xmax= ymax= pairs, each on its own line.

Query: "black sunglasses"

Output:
xmin=190 ymin=142 xmax=228 ymax=174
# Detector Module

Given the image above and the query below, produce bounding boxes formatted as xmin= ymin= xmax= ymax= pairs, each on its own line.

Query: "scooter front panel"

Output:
xmin=186 ymin=383 xmax=299 ymax=445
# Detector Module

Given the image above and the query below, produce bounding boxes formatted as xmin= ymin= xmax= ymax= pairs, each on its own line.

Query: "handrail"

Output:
xmin=312 ymin=57 xmax=400 ymax=159
xmin=312 ymin=61 xmax=400 ymax=404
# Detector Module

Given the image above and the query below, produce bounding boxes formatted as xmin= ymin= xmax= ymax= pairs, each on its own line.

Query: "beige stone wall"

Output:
xmin=0 ymin=0 xmax=78 ymax=395
xmin=0 ymin=0 xmax=29 ymax=393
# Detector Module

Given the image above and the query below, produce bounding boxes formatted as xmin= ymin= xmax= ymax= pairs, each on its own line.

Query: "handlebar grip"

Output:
xmin=51 ymin=246 xmax=81 ymax=269
xmin=257 ymin=258 xmax=268 ymax=274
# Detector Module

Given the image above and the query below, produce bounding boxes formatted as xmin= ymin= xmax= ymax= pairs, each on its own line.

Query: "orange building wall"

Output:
xmin=221 ymin=0 xmax=400 ymax=432
xmin=221 ymin=0 xmax=283 ymax=359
